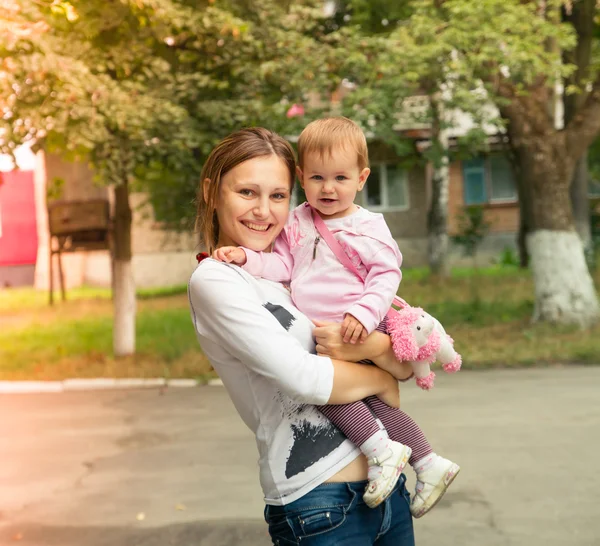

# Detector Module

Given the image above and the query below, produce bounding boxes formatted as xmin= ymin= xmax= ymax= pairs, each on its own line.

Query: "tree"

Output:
xmin=562 ymin=0 xmax=596 ymax=264
xmin=452 ymin=0 xmax=600 ymax=326
xmin=322 ymin=1 xmax=496 ymax=277
xmin=1 ymin=0 xmax=332 ymax=355
xmin=338 ymin=0 xmax=600 ymax=326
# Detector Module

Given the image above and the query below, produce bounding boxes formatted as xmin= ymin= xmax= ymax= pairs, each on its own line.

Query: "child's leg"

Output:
xmin=363 ymin=396 xmax=433 ymax=466
xmin=317 ymin=401 xmax=411 ymax=508
xmin=363 ymin=396 xmax=460 ymax=518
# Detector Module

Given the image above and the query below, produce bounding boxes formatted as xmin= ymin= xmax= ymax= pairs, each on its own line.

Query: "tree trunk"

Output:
xmin=570 ymin=150 xmax=592 ymax=255
xmin=427 ymin=97 xmax=450 ymax=277
xmin=562 ymin=0 xmax=594 ymax=266
xmin=515 ymin=136 xmax=599 ymax=326
xmin=506 ymin=140 xmax=532 ymax=268
xmin=112 ymin=181 xmax=136 ymax=356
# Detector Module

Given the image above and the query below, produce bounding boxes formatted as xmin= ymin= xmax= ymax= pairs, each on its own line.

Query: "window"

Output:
xmin=364 ymin=164 xmax=409 ymax=211
xmin=462 ymin=155 xmax=517 ymax=205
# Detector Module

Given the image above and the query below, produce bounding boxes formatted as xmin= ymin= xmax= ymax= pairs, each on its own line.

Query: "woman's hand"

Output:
xmin=314 ymin=321 xmax=414 ymax=381
xmin=314 ymin=321 xmax=386 ymax=362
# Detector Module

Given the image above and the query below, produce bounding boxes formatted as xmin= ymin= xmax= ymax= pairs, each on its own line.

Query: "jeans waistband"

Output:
xmin=266 ymin=474 xmax=407 ymax=517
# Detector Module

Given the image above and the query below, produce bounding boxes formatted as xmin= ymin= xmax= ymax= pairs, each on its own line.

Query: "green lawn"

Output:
xmin=0 ymin=265 xmax=599 ymax=380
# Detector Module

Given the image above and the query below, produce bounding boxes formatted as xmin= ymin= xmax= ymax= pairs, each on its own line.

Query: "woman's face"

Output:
xmin=214 ymin=155 xmax=292 ymax=251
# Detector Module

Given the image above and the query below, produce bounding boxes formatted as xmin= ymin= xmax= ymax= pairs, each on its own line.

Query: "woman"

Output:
xmin=189 ymin=127 xmax=415 ymax=545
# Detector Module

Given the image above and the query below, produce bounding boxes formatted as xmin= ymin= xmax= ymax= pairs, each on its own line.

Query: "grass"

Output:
xmin=0 ymin=288 xmax=213 ymax=381
xmin=0 ymin=284 xmax=188 ymax=312
xmin=1 ymin=266 xmax=599 ymax=380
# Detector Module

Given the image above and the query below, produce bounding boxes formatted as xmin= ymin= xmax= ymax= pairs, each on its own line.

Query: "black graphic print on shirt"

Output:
xmin=263 ymin=302 xmax=296 ymax=331
xmin=287 ymin=409 xmax=346 ymax=478
xmin=263 ymin=302 xmax=348 ymax=479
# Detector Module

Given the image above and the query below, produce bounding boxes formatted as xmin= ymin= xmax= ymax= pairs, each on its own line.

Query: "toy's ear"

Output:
xmin=389 ymin=324 xmax=420 ymax=361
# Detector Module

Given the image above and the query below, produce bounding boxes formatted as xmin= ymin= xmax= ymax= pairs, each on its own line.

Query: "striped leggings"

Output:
xmin=318 ymin=317 xmax=432 ymax=465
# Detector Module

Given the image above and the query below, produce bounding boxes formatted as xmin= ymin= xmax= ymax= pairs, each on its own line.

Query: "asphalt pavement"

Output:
xmin=1 ymin=366 xmax=599 ymax=546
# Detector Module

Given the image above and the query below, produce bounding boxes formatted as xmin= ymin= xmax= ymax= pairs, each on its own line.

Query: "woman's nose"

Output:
xmin=253 ymin=199 xmax=270 ymax=218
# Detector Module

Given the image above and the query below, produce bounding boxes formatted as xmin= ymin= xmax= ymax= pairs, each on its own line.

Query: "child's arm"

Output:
xmin=341 ymin=313 xmax=368 ymax=344
xmin=241 ymin=233 xmax=294 ymax=282
xmin=345 ymin=244 xmax=402 ymax=334
xmin=212 ymin=231 xmax=295 ymax=282
xmin=213 ymin=246 xmax=247 ymax=265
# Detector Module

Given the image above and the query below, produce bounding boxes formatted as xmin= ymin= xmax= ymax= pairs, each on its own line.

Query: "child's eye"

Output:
xmin=311 ymin=175 xmax=323 ymax=181
xmin=335 ymin=175 xmax=347 ymax=181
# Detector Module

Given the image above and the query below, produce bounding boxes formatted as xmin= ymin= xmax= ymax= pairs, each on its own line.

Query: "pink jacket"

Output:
xmin=242 ymin=204 xmax=402 ymax=334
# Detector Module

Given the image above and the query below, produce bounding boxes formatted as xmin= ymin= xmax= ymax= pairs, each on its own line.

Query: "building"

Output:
xmin=2 ymin=128 xmax=598 ymax=290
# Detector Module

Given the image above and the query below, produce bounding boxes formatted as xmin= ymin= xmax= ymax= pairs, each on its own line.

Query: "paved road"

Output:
xmin=1 ymin=367 xmax=599 ymax=546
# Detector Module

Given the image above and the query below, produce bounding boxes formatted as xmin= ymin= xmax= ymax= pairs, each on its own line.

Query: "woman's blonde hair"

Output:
xmin=297 ymin=117 xmax=369 ymax=170
xmin=196 ymin=128 xmax=296 ymax=254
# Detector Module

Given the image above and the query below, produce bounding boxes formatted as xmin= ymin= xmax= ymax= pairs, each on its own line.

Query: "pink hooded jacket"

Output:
xmin=242 ymin=204 xmax=402 ymax=334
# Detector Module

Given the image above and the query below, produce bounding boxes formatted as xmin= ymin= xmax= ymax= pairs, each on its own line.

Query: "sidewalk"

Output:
xmin=1 ymin=366 xmax=599 ymax=546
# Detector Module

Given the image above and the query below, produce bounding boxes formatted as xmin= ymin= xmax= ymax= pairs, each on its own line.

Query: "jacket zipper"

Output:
xmin=312 ymin=235 xmax=320 ymax=260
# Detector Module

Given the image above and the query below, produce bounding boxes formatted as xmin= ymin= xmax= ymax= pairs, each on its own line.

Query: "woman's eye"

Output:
xmin=239 ymin=189 xmax=254 ymax=197
xmin=272 ymin=193 xmax=287 ymax=200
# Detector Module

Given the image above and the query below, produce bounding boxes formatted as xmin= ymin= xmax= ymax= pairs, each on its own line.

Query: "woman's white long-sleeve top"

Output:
xmin=188 ymin=259 xmax=359 ymax=505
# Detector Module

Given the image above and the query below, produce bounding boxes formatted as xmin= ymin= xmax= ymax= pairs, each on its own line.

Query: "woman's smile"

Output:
xmin=242 ymin=220 xmax=273 ymax=232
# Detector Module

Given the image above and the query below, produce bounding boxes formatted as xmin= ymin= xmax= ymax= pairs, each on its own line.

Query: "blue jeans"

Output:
xmin=264 ymin=475 xmax=415 ymax=545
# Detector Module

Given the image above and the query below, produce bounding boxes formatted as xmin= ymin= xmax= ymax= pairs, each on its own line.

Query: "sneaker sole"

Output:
xmin=411 ymin=463 xmax=460 ymax=519
xmin=364 ymin=446 xmax=412 ymax=509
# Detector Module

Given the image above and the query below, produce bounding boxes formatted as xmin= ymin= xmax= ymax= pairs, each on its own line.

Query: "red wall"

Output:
xmin=0 ymin=171 xmax=38 ymax=266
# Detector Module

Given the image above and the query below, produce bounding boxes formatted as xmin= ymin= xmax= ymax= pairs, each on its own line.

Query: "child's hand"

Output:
xmin=341 ymin=314 xmax=368 ymax=344
xmin=212 ymin=246 xmax=247 ymax=265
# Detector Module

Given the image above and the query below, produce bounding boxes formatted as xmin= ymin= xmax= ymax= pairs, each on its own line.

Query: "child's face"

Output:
xmin=298 ymin=146 xmax=370 ymax=219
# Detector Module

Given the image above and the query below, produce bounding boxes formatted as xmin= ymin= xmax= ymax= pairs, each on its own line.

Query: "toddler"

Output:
xmin=213 ymin=117 xmax=459 ymax=517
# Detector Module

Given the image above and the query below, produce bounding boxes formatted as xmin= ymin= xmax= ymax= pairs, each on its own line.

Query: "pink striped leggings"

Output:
xmin=318 ymin=397 xmax=432 ymax=466
xmin=318 ymin=316 xmax=432 ymax=465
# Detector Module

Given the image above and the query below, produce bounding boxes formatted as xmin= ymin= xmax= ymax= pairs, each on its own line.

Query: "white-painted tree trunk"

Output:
xmin=428 ymin=97 xmax=450 ymax=277
xmin=113 ymin=258 xmax=136 ymax=356
xmin=428 ymin=155 xmax=450 ymax=276
xmin=528 ymin=230 xmax=599 ymax=326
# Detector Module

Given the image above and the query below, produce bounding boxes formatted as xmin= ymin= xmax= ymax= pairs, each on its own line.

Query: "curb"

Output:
xmin=0 ymin=377 xmax=223 ymax=394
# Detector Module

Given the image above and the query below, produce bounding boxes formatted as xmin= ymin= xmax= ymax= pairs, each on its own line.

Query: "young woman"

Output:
xmin=188 ymin=127 xmax=415 ymax=545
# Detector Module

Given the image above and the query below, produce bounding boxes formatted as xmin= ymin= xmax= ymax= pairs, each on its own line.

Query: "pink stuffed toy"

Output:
xmin=387 ymin=303 xmax=462 ymax=390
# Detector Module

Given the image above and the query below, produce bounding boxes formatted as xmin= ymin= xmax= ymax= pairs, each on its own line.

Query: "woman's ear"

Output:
xmin=202 ymin=178 xmax=211 ymax=203
xmin=357 ymin=168 xmax=370 ymax=191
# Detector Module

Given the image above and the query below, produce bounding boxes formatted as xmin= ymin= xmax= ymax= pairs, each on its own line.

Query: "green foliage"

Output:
xmin=451 ymin=205 xmax=491 ymax=258
xmin=46 ymin=177 xmax=65 ymax=200
xmin=0 ymin=0 xmax=336 ymax=229
xmin=498 ymin=247 xmax=520 ymax=268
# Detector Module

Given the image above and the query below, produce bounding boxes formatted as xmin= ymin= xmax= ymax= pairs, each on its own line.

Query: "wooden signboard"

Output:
xmin=47 ymin=199 xmax=112 ymax=304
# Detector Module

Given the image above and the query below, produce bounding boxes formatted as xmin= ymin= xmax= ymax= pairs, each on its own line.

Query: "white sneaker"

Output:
xmin=410 ymin=456 xmax=460 ymax=518
xmin=363 ymin=441 xmax=412 ymax=508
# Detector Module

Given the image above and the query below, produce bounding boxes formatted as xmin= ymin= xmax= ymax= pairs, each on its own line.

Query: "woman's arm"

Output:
xmin=189 ymin=261 xmax=399 ymax=407
xmin=328 ymin=358 xmax=400 ymax=408
xmin=314 ymin=322 xmax=414 ymax=381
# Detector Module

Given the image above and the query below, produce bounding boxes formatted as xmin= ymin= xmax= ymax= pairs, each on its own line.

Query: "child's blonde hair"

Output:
xmin=297 ymin=117 xmax=369 ymax=171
